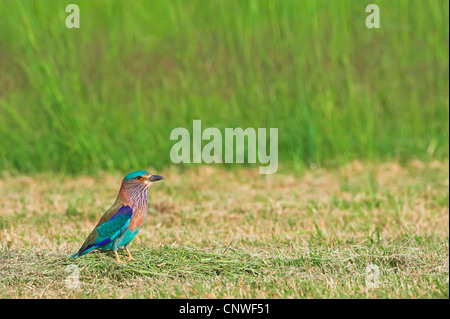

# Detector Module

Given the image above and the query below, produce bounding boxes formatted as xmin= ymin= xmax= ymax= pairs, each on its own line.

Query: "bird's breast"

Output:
xmin=128 ymin=206 xmax=147 ymax=230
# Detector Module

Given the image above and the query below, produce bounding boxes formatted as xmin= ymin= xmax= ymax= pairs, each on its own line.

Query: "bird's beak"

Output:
xmin=148 ymin=175 xmax=164 ymax=182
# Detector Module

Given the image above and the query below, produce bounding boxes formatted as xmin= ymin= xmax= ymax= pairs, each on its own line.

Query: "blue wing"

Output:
xmin=72 ymin=205 xmax=133 ymax=257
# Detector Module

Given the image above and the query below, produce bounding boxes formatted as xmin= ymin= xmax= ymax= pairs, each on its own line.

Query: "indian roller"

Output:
xmin=71 ymin=170 xmax=164 ymax=263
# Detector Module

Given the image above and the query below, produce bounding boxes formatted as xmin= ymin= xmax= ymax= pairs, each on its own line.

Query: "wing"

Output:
xmin=72 ymin=204 xmax=133 ymax=258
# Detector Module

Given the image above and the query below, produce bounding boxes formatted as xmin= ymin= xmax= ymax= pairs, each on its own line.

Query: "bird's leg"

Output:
xmin=114 ymin=249 xmax=124 ymax=263
xmin=112 ymin=239 xmax=124 ymax=263
xmin=125 ymin=245 xmax=135 ymax=261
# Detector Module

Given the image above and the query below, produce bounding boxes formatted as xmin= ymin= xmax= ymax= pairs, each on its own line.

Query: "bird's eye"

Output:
xmin=136 ymin=176 xmax=142 ymax=180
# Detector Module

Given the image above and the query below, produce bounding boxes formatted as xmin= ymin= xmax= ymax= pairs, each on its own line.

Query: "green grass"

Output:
xmin=1 ymin=241 xmax=447 ymax=298
xmin=0 ymin=161 xmax=448 ymax=298
xmin=0 ymin=0 xmax=448 ymax=174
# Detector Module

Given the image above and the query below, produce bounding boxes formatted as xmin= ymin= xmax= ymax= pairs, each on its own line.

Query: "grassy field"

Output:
xmin=0 ymin=161 xmax=448 ymax=298
xmin=0 ymin=0 xmax=448 ymax=173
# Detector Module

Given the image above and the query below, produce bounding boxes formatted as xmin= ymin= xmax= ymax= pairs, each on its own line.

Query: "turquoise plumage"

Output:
xmin=71 ymin=170 xmax=164 ymax=262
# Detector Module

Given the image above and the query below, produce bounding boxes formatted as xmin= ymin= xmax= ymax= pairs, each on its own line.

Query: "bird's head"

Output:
xmin=122 ymin=170 xmax=164 ymax=189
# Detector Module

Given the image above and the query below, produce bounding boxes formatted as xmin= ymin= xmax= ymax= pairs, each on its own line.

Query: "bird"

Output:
xmin=71 ymin=170 xmax=164 ymax=263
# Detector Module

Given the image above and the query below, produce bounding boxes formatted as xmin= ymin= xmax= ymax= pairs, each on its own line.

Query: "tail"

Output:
xmin=68 ymin=252 xmax=79 ymax=259
xmin=68 ymin=243 xmax=99 ymax=260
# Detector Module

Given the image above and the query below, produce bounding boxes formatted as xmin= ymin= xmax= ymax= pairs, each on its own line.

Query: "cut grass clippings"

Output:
xmin=0 ymin=161 xmax=448 ymax=298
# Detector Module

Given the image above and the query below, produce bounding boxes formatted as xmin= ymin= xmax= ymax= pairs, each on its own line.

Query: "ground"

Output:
xmin=0 ymin=160 xmax=448 ymax=298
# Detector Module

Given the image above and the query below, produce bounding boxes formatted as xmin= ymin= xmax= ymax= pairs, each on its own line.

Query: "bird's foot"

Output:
xmin=114 ymin=250 xmax=124 ymax=264
xmin=125 ymin=247 xmax=135 ymax=261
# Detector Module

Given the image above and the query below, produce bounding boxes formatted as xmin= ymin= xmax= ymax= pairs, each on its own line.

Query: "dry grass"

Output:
xmin=0 ymin=160 xmax=448 ymax=298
